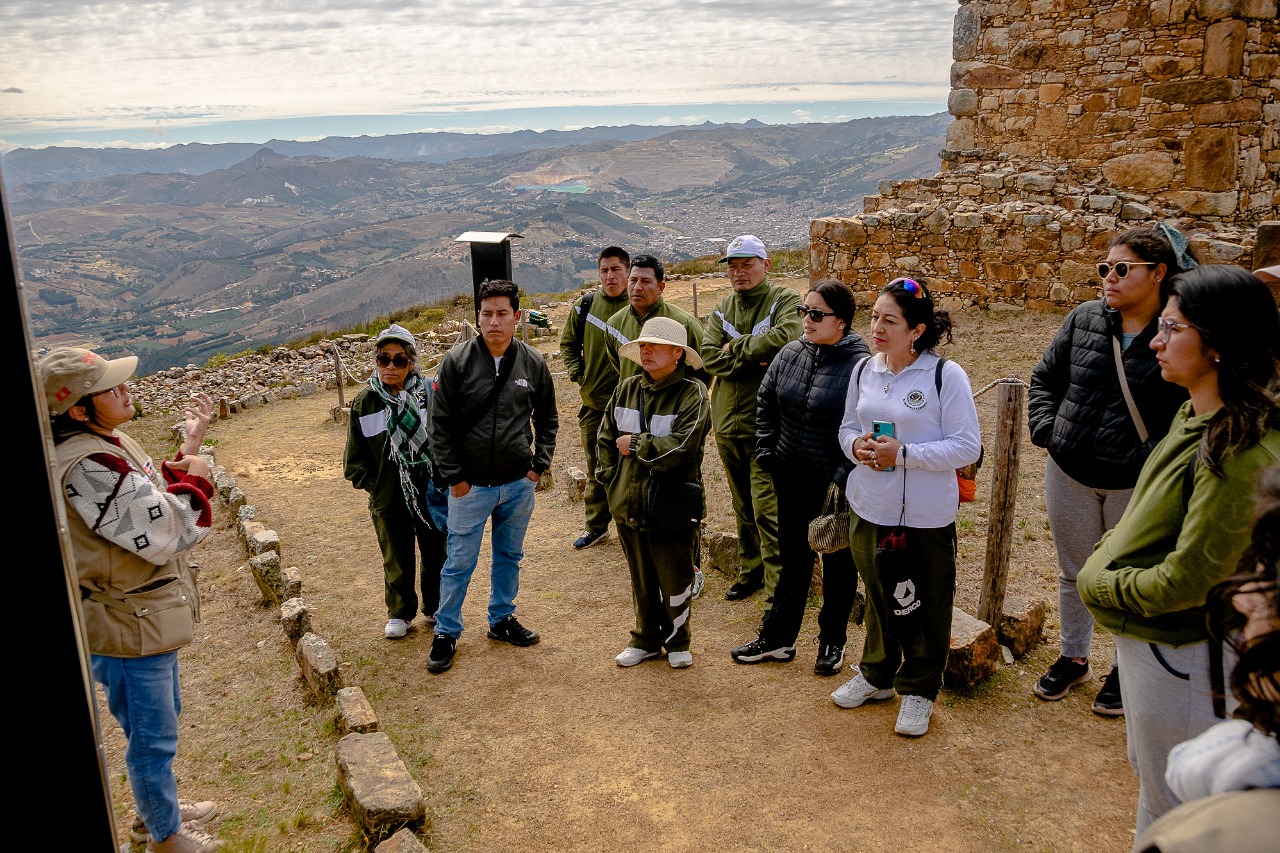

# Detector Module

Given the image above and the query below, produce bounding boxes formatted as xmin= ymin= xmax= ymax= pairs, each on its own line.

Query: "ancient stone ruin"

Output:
xmin=811 ymin=0 xmax=1278 ymax=307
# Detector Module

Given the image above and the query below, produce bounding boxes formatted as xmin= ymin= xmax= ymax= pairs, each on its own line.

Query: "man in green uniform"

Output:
xmin=560 ymin=246 xmax=632 ymax=550
xmin=604 ymin=254 xmax=706 ymax=384
xmin=701 ymin=235 xmax=802 ymax=602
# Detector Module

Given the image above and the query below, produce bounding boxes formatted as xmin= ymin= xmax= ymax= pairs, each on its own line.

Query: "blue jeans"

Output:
xmin=434 ymin=477 xmax=536 ymax=638
xmin=92 ymin=652 xmax=182 ymax=842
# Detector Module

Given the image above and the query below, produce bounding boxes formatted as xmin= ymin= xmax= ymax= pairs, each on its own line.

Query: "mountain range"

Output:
xmin=3 ymin=113 xmax=950 ymax=375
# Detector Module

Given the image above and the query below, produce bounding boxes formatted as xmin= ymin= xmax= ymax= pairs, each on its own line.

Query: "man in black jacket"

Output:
xmin=425 ymin=279 xmax=558 ymax=673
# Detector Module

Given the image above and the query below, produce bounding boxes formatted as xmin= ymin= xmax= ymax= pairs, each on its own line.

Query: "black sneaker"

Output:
xmin=725 ymin=580 xmax=763 ymax=601
xmin=426 ymin=634 xmax=456 ymax=674
xmin=1091 ymin=666 xmax=1124 ymax=717
xmin=730 ymin=636 xmax=796 ymax=664
xmin=814 ymin=643 xmax=845 ymax=676
xmin=1033 ymin=655 xmax=1093 ymax=700
xmin=487 ymin=615 xmax=540 ymax=646
xmin=573 ymin=529 xmax=608 ymax=550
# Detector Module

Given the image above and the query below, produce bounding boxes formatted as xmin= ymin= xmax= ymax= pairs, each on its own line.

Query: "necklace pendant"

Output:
xmin=883 ymin=380 xmax=892 ymax=396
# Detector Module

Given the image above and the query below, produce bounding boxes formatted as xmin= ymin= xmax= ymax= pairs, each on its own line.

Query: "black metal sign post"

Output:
xmin=455 ymin=231 xmax=523 ymax=318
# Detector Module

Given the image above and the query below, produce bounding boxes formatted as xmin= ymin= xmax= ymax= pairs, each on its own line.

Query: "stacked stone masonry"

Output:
xmin=812 ymin=0 xmax=1278 ymax=308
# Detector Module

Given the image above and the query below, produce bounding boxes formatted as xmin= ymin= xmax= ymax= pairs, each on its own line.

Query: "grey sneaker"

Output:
xmin=894 ymin=695 xmax=935 ymax=737
xmin=692 ymin=570 xmax=705 ymax=599
xmin=831 ymin=671 xmax=896 ymax=709
xmin=668 ymin=650 xmax=693 ymax=668
xmin=146 ymin=823 xmax=225 ymax=852
xmin=615 ymin=647 xmax=660 ymax=667
xmin=384 ymin=618 xmax=410 ymax=639
xmin=131 ymin=801 xmax=219 ymax=843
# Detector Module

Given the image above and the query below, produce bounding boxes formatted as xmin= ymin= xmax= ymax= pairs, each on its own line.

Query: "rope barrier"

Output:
xmin=972 ymin=376 xmax=1030 ymax=399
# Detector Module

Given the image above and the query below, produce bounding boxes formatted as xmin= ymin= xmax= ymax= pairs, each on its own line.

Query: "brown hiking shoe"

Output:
xmin=146 ymin=823 xmax=225 ymax=852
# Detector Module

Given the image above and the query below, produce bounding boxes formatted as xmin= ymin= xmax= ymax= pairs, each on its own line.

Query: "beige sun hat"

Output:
xmin=617 ymin=316 xmax=704 ymax=370
xmin=38 ymin=347 xmax=138 ymax=415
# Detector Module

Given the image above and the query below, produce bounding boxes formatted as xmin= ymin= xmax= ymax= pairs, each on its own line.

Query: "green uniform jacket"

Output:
xmin=597 ymin=364 xmax=711 ymax=531
xmin=604 ymin=297 xmax=709 ymax=385
xmin=559 ymin=286 xmax=631 ymax=410
xmin=1079 ymin=401 xmax=1280 ymax=647
xmin=700 ymin=280 xmax=802 ymax=436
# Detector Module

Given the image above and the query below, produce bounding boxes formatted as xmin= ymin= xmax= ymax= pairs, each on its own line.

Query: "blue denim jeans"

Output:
xmin=434 ymin=476 xmax=536 ymax=638
xmin=92 ymin=651 xmax=182 ymax=842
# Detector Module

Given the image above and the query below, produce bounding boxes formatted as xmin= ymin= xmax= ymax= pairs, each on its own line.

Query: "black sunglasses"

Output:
xmin=376 ymin=353 xmax=410 ymax=368
xmin=795 ymin=305 xmax=837 ymax=322
xmin=1097 ymin=261 xmax=1156 ymax=280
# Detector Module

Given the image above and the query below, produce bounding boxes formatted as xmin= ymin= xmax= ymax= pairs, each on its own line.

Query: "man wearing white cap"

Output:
xmin=701 ymin=235 xmax=802 ymax=603
xmin=598 ymin=316 xmax=712 ymax=668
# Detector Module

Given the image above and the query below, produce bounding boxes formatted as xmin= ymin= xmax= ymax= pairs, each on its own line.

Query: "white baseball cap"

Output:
xmin=719 ymin=235 xmax=767 ymax=263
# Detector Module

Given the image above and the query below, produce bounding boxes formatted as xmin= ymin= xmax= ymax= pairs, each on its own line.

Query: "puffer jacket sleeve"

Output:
xmin=1029 ymin=310 xmax=1074 ymax=449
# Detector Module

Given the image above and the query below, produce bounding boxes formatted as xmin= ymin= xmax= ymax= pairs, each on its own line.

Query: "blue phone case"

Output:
xmin=872 ymin=421 xmax=896 ymax=471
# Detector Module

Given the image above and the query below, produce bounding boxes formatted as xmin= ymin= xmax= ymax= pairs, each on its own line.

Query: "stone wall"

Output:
xmin=811 ymin=0 xmax=1278 ymax=308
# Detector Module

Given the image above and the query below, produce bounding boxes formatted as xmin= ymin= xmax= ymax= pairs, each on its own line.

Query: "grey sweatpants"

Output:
xmin=1045 ymin=457 xmax=1132 ymax=659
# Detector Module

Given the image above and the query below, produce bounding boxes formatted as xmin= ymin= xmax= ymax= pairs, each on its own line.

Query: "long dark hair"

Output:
xmin=1172 ymin=265 xmax=1280 ymax=476
xmin=51 ymin=397 xmax=100 ymax=444
xmin=880 ymin=276 xmax=953 ymax=351
xmin=1207 ymin=464 xmax=1280 ymax=736
xmin=809 ymin=278 xmax=856 ymax=329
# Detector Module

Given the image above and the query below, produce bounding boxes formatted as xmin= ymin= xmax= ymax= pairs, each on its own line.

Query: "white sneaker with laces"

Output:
xmin=146 ymin=822 xmax=225 ymax=852
xmin=894 ymin=695 xmax=935 ymax=736
xmin=615 ymin=647 xmax=660 ymax=667
xmin=384 ymin=618 xmax=409 ymax=639
xmin=831 ymin=671 xmax=896 ymax=709
xmin=668 ymin=650 xmax=693 ymax=668
xmin=692 ymin=570 xmax=705 ymax=599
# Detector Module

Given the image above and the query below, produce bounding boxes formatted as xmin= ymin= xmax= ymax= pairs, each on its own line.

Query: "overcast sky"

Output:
xmin=0 ymin=0 xmax=956 ymax=150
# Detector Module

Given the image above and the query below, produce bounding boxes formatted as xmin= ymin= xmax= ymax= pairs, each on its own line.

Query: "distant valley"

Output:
xmin=3 ymin=114 xmax=949 ymax=374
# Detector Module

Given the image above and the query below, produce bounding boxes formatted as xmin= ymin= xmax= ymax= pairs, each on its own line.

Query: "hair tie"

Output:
xmin=1156 ymin=222 xmax=1199 ymax=272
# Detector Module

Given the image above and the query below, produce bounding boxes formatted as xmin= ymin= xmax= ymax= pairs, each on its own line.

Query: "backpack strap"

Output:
xmin=573 ymin=290 xmax=595 ymax=342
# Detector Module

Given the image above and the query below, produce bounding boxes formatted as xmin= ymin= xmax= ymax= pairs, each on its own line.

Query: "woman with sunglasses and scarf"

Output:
xmin=1078 ymin=265 xmax=1280 ymax=834
xmin=730 ymin=279 xmax=870 ymax=673
xmin=344 ymin=324 xmax=447 ymax=640
xmin=1029 ymin=225 xmax=1198 ymax=714
xmin=832 ymin=277 xmax=981 ymax=736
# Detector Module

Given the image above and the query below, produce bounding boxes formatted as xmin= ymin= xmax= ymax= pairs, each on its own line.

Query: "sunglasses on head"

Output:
xmin=889 ymin=277 xmax=926 ymax=298
xmin=1097 ymin=261 xmax=1156 ymax=280
xmin=795 ymin=305 xmax=837 ymax=322
xmin=376 ymin=353 xmax=410 ymax=368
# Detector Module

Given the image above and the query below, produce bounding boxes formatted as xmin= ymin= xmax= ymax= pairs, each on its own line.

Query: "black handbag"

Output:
xmin=876 ymin=467 xmax=924 ymax=637
xmin=638 ymin=385 xmax=703 ymax=531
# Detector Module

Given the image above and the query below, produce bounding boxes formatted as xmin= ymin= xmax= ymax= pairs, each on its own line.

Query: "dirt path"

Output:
xmin=105 ymin=281 xmax=1140 ymax=851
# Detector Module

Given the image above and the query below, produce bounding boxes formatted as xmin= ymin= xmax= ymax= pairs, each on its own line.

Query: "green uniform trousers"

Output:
xmin=372 ymin=511 xmax=447 ymax=622
xmin=851 ymin=514 xmax=956 ymax=700
xmin=616 ymin=522 xmax=696 ymax=653
xmin=578 ymin=405 xmax=611 ymax=536
xmin=715 ymin=436 xmax=781 ymax=599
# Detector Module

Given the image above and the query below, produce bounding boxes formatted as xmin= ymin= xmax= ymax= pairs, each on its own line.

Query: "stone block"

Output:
xmin=375 ymin=828 xmax=429 ymax=853
xmin=1101 ymin=151 xmax=1176 ymax=191
xmin=945 ymin=608 xmax=999 ymax=688
xmin=280 ymin=596 xmax=311 ymax=643
xmin=1184 ymin=128 xmax=1237 ymax=191
xmin=1254 ymin=221 xmax=1280 ymax=270
xmin=248 ymin=526 xmax=282 ymax=560
xmin=296 ymin=632 xmax=343 ymax=700
xmin=1165 ymin=190 xmax=1239 ymax=217
xmin=1144 ymin=78 xmax=1240 ymax=105
xmin=332 ymin=405 xmax=349 ymax=425
xmin=336 ymin=732 xmax=425 ymax=843
xmin=282 ymin=566 xmax=303 ymax=602
xmin=997 ymin=594 xmax=1049 ymax=659
xmin=948 ymin=88 xmax=978 ymax=117
xmin=336 ymin=686 xmax=379 ymax=735
xmin=1121 ymin=202 xmax=1154 ymax=220
xmin=700 ymin=531 xmax=740 ymax=577
xmin=250 ymin=551 xmax=283 ymax=605
xmin=567 ymin=466 xmax=587 ymax=502
xmin=226 ymin=486 xmax=246 ymax=513
xmin=535 ymin=469 xmax=553 ymax=493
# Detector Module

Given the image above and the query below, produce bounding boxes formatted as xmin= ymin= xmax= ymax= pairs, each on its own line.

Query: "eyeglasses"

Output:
xmin=376 ymin=353 xmax=410 ymax=368
xmin=795 ymin=306 xmax=837 ymax=322
xmin=889 ymin=277 xmax=925 ymax=298
xmin=1156 ymin=317 xmax=1193 ymax=343
xmin=92 ymin=383 xmax=127 ymax=399
xmin=1097 ymin=261 xmax=1156 ymax=280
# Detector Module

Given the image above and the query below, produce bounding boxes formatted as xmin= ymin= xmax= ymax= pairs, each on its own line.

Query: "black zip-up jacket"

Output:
xmin=755 ymin=332 xmax=871 ymax=486
xmin=428 ymin=337 xmax=558 ymax=487
xmin=1028 ymin=300 xmax=1186 ymax=490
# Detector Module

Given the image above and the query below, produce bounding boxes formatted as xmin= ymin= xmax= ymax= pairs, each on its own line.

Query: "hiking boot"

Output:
xmin=813 ymin=643 xmax=845 ymax=676
xmin=146 ymin=823 xmax=225 ymax=853
xmin=692 ymin=569 xmax=705 ymax=599
xmin=725 ymin=580 xmax=763 ymax=601
xmin=1091 ymin=666 xmax=1124 ymax=717
xmin=572 ymin=529 xmax=608 ymax=550
xmin=831 ymin=671 xmax=896 ymax=709
xmin=487 ymin=615 xmax=540 ymax=646
xmin=668 ymin=650 xmax=693 ymax=668
xmin=131 ymin=801 xmax=218 ymax=843
xmin=615 ymin=647 xmax=660 ymax=667
xmin=426 ymin=634 xmax=456 ymax=673
xmin=383 ymin=618 xmax=409 ymax=639
xmin=730 ymin=636 xmax=796 ymax=664
xmin=894 ymin=695 xmax=935 ymax=737
xmin=1033 ymin=656 xmax=1093 ymax=701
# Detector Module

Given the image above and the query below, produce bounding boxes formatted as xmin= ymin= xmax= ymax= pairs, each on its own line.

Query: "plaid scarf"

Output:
xmin=370 ymin=373 xmax=435 ymax=527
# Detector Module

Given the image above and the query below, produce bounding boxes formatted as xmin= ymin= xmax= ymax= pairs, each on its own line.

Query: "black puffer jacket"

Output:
xmin=756 ymin=333 xmax=871 ymax=485
xmin=1029 ymin=300 xmax=1187 ymax=490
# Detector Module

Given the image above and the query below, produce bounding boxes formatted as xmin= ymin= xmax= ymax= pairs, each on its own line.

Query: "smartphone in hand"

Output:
xmin=872 ymin=420 xmax=896 ymax=471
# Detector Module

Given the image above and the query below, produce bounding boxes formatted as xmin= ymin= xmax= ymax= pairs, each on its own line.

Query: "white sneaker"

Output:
xmin=384 ymin=618 xmax=409 ymax=639
xmin=692 ymin=570 xmax=705 ymax=599
xmin=895 ymin=695 xmax=935 ymax=736
xmin=831 ymin=671 xmax=896 ymax=709
xmin=668 ymin=650 xmax=693 ymax=669
xmin=615 ymin=647 xmax=660 ymax=667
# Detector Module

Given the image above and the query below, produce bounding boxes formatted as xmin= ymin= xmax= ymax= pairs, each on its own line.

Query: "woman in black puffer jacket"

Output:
xmin=730 ymin=279 xmax=871 ymax=675
xmin=1028 ymin=224 xmax=1196 ymax=714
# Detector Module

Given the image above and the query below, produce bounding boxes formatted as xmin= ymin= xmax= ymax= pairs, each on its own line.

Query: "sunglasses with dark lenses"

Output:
xmin=1097 ymin=261 xmax=1156 ymax=280
xmin=376 ymin=353 xmax=410 ymax=368
xmin=795 ymin=305 xmax=837 ymax=322
xmin=889 ymin=277 xmax=926 ymax=298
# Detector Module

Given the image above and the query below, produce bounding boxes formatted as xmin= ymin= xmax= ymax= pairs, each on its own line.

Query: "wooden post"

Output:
xmin=333 ymin=348 xmax=345 ymax=409
xmin=977 ymin=382 xmax=1024 ymax=627
xmin=692 ymin=280 xmax=699 ymax=319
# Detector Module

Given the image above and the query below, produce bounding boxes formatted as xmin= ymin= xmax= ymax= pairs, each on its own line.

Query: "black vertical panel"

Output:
xmin=468 ymin=240 xmax=515 ymax=315
xmin=1 ymin=171 xmax=117 ymax=847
